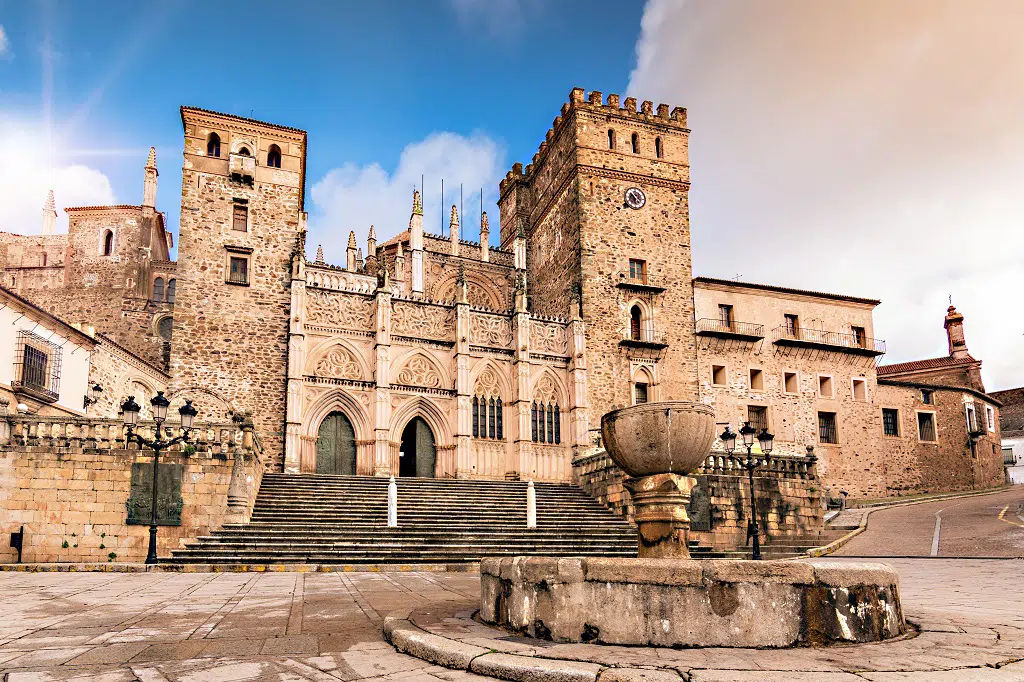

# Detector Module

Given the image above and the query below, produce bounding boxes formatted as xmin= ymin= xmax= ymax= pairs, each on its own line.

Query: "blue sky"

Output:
xmin=1 ymin=1 xmax=1022 ymax=388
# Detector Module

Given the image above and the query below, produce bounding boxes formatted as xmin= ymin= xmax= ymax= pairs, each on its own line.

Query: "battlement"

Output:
xmin=500 ymin=87 xmax=688 ymax=195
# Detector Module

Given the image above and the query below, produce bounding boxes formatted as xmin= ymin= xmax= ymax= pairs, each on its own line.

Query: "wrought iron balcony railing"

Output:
xmin=695 ymin=318 xmax=765 ymax=340
xmin=772 ymin=326 xmax=886 ymax=356
xmin=619 ymin=329 xmax=668 ymax=349
xmin=615 ymin=273 xmax=666 ymax=293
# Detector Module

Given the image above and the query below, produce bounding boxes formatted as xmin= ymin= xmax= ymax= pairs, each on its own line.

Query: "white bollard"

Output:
xmin=527 ymin=480 xmax=537 ymax=529
xmin=388 ymin=475 xmax=398 ymax=527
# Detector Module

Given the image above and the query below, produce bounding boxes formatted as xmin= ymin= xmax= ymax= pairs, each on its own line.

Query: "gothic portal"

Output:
xmin=399 ymin=417 xmax=436 ymax=478
xmin=315 ymin=411 xmax=356 ymax=475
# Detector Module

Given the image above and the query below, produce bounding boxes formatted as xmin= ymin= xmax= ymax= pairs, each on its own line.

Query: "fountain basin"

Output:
xmin=480 ymin=556 xmax=905 ymax=648
xmin=600 ymin=401 xmax=716 ymax=477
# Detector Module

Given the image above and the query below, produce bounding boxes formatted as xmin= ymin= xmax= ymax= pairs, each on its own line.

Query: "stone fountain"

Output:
xmin=479 ymin=401 xmax=907 ymax=648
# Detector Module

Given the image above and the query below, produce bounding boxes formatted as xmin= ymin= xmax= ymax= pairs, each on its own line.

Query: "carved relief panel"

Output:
xmin=392 ymin=301 xmax=454 ymax=340
xmin=531 ymin=320 xmax=568 ymax=355
xmin=306 ymin=290 xmax=374 ymax=330
xmin=469 ymin=313 xmax=513 ymax=348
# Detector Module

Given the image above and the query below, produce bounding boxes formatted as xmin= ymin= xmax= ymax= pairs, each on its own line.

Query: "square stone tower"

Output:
xmin=498 ymin=88 xmax=697 ymax=439
xmin=171 ymin=107 xmax=307 ymax=464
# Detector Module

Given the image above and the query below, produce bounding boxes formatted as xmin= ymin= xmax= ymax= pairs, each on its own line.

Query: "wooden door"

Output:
xmin=316 ymin=411 xmax=356 ymax=475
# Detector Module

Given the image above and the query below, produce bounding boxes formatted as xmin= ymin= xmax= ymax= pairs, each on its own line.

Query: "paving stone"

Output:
xmin=469 ymin=652 xmax=603 ymax=682
xmin=65 ymin=642 xmax=152 ymax=666
xmin=689 ymin=673 xmax=866 ymax=682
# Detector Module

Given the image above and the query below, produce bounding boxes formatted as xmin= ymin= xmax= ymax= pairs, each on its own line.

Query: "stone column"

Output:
xmin=454 ymin=275 xmax=471 ymax=478
xmin=624 ymin=473 xmax=696 ymax=558
xmin=373 ymin=283 xmax=393 ymax=476
xmin=510 ymin=291 xmax=531 ymax=481
xmin=284 ymin=246 xmax=307 ymax=473
xmin=224 ymin=414 xmax=253 ymax=524
xmin=567 ymin=293 xmax=589 ymax=458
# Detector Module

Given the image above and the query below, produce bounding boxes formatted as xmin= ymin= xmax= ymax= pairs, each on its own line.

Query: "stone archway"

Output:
xmin=399 ymin=417 xmax=436 ymax=478
xmin=315 ymin=411 xmax=357 ymax=475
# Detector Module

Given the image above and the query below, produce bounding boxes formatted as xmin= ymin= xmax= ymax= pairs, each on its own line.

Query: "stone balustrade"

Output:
xmin=696 ymin=452 xmax=818 ymax=480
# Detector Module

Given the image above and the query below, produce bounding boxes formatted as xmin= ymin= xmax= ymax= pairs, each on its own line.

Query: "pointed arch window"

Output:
xmin=472 ymin=397 xmax=480 ymax=438
xmin=473 ymin=392 xmax=503 ymax=440
xmin=267 ymin=144 xmax=282 ymax=168
xmin=630 ymin=305 xmax=642 ymax=341
xmin=207 ymin=133 xmax=221 ymax=157
xmin=153 ymin=277 xmax=165 ymax=302
xmin=531 ymin=399 xmax=562 ymax=445
xmin=631 ymin=132 xmax=639 ymax=154
xmin=655 ymin=137 xmax=663 ymax=158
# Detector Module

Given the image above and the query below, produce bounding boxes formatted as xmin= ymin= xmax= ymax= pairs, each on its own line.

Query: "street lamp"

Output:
xmin=83 ymin=384 xmax=103 ymax=411
xmin=721 ymin=421 xmax=774 ymax=560
xmin=121 ymin=392 xmax=198 ymax=564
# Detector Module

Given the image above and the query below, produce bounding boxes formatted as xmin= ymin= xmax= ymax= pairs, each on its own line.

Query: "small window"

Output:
xmin=608 ymin=129 xmax=615 ymax=149
xmin=718 ymin=304 xmax=733 ymax=329
xmin=232 ymin=204 xmax=248 ymax=232
xmin=153 ymin=277 xmax=164 ymax=302
xmin=158 ymin=316 xmax=173 ymax=341
xmin=628 ymin=258 xmax=646 ymax=282
xmin=784 ymin=314 xmax=800 ymax=337
xmin=22 ymin=345 xmax=49 ymax=390
xmin=818 ymin=374 xmax=834 ymax=399
xmin=965 ymin=404 xmax=978 ymax=434
xmin=267 ymin=144 xmax=282 ymax=168
xmin=852 ymin=326 xmax=866 ymax=348
xmin=986 ymin=405 xmax=996 ymax=432
xmin=102 ymin=230 xmax=114 ymax=256
xmin=921 ymin=389 xmax=933 ymax=405
xmin=207 ymin=133 xmax=221 ymax=157
xmin=655 ymin=137 xmax=663 ymax=158
xmin=747 ymin=405 xmax=768 ymax=433
xmin=166 ymin=279 xmax=176 ymax=304
xmin=712 ymin=365 xmax=727 ymax=386
xmin=42 ymin=253 xmax=47 ymax=266
xmin=238 ymin=146 xmax=251 ymax=157
xmin=630 ymin=305 xmax=642 ymax=341
xmin=228 ymin=256 xmax=249 ymax=285
xmin=631 ymin=132 xmax=639 ymax=154
xmin=852 ymin=377 xmax=867 ymax=401
xmin=882 ymin=408 xmax=900 ymax=437
xmin=749 ymin=368 xmax=764 ymax=391
xmin=784 ymin=371 xmax=798 ymax=394
xmin=818 ymin=411 xmax=838 ymax=445
xmin=634 ymin=382 xmax=648 ymax=405
xmin=918 ymin=412 xmax=937 ymax=442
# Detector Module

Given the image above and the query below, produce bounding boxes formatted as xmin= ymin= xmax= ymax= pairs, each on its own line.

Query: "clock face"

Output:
xmin=624 ymin=187 xmax=646 ymax=209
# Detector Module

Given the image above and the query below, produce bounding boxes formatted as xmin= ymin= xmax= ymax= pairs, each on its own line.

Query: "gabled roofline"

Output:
xmin=877 ymin=378 xmax=1002 ymax=407
xmin=0 ymin=286 xmax=98 ymax=347
xmin=693 ymin=276 xmax=881 ymax=306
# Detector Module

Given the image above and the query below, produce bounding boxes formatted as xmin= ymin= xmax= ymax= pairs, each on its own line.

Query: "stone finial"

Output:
xmin=142 ymin=146 xmax=158 ymax=207
xmin=368 ymin=224 xmax=377 ymax=240
xmin=347 ymin=231 xmax=357 ymax=249
xmin=449 ymin=204 xmax=459 ymax=228
xmin=346 ymin=231 xmax=358 ymax=271
xmin=145 ymin=146 xmax=157 ymax=169
xmin=44 ymin=189 xmax=55 ymax=211
xmin=396 ymin=241 xmax=404 ymax=257
xmin=479 ymin=211 xmax=490 ymax=262
xmin=367 ymin=224 xmax=377 ymax=254
xmin=449 ymin=205 xmax=460 ymax=255
xmin=412 ymin=189 xmax=423 ymax=215
xmin=41 ymin=190 xmax=56 ymax=236
xmin=315 ymin=245 xmax=324 ymax=263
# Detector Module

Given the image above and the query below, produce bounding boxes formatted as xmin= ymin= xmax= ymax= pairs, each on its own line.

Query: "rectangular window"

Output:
xmin=749 ymin=368 xmax=764 ymax=391
xmin=628 ymin=258 xmax=646 ymax=282
xmin=818 ymin=411 xmax=838 ymax=445
xmin=851 ymin=326 xmax=866 ymax=347
xmin=712 ymin=365 xmax=727 ymax=386
xmin=634 ymin=382 xmax=648 ymax=405
xmin=818 ymin=374 xmax=834 ymax=399
xmin=228 ymin=256 xmax=249 ymax=285
xmin=784 ymin=371 xmax=798 ymax=394
xmin=921 ymin=389 xmax=933 ymax=405
xmin=747 ymin=405 xmax=768 ymax=433
xmin=22 ymin=345 xmax=49 ymax=390
xmin=986 ymin=405 xmax=995 ymax=432
xmin=852 ymin=377 xmax=867 ymax=401
xmin=784 ymin=314 xmax=800 ymax=337
xmin=232 ymin=203 xmax=248 ymax=232
xmin=1005 ymin=448 xmax=1016 ymax=465
xmin=882 ymin=408 xmax=900 ymax=437
xmin=718 ymin=304 xmax=733 ymax=329
xmin=965 ymin=404 xmax=978 ymax=434
xmin=917 ymin=412 xmax=937 ymax=442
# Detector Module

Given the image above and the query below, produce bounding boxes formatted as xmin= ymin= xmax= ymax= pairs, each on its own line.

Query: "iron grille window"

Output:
xmin=634 ymin=382 xmax=648 ymax=404
xmin=228 ymin=256 xmax=249 ymax=285
xmin=918 ymin=412 xmax=936 ymax=441
xmin=747 ymin=405 xmax=768 ymax=433
xmin=12 ymin=330 xmax=62 ymax=402
xmin=818 ymin=411 xmax=838 ymax=444
xmin=882 ymin=408 xmax=900 ymax=437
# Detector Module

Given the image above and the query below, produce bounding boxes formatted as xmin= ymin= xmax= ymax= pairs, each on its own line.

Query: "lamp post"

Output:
xmin=121 ymin=392 xmax=198 ymax=564
xmin=720 ymin=421 xmax=774 ymax=560
xmin=83 ymin=384 xmax=103 ymax=412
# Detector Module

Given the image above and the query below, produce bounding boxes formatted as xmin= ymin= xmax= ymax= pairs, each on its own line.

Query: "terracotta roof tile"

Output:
xmin=693 ymin=276 xmax=881 ymax=306
xmin=64 ymin=205 xmax=141 ymax=212
xmin=877 ymin=355 xmax=977 ymax=375
xmin=180 ymin=106 xmax=307 ymax=135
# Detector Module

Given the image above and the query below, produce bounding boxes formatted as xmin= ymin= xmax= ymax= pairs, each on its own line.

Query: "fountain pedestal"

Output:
xmin=624 ymin=473 xmax=696 ymax=558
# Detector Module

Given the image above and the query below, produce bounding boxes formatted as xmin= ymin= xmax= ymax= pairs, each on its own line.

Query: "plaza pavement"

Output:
xmin=0 ymin=558 xmax=1022 ymax=681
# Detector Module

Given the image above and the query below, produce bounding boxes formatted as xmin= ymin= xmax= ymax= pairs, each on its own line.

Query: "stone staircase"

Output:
xmin=169 ymin=474 xmax=641 ymax=565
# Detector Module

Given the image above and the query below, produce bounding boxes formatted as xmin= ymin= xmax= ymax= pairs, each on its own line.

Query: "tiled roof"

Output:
xmin=693 ymin=277 xmax=881 ymax=306
xmin=64 ymin=205 xmax=141 ymax=212
xmin=877 ymin=355 xmax=977 ymax=375
xmin=180 ymin=106 xmax=307 ymax=135
xmin=990 ymin=387 xmax=1024 ymax=406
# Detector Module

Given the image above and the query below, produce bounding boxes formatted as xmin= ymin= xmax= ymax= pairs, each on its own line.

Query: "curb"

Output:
xmin=0 ymin=561 xmax=480 ymax=573
xmin=808 ymin=486 xmax=1015 ymax=558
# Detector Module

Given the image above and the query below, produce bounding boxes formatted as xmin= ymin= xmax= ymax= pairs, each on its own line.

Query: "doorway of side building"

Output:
xmin=399 ymin=417 xmax=436 ymax=477
xmin=315 ymin=411 xmax=356 ymax=475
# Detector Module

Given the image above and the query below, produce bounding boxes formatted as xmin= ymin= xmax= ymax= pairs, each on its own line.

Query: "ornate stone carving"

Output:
xmin=306 ymin=290 xmax=374 ymax=330
xmin=470 ymin=313 xmax=512 ymax=348
xmin=396 ymin=354 xmax=445 ymax=388
xmin=474 ymin=366 xmax=503 ymax=398
xmin=393 ymin=302 xmax=453 ymax=340
xmin=534 ymin=374 xmax=560 ymax=404
xmin=313 ymin=345 xmax=362 ymax=380
xmin=531 ymin=321 xmax=567 ymax=355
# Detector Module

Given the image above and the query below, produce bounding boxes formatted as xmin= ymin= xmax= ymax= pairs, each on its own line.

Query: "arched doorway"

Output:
xmin=316 ymin=411 xmax=356 ymax=475
xmin=399 ymin=417 xmax=436 ymax=478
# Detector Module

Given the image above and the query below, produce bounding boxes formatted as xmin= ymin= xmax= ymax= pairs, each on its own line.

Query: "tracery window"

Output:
xmin=472 ymin=394 xmax=503 ymax=440
xmin=531 ymin=400 xmax=561 ymax=445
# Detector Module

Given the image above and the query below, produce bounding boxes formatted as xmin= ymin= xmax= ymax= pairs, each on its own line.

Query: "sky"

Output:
xmin=0 ymin=0 xmax=1020 ymax=390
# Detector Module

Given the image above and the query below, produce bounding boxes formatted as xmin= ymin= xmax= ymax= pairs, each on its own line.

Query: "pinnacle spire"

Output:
xmin=347 ymin=231 xmax=357 ymax=249
xmin=412 ymin=189 xmax=423 ymax=216
xmin=368 ymin=224 xmax=377 ymax=240
xmin=449 ymin=204 xmax=459 ymax=227
xmin=145 ymin=146 xmax=157 ymax=169
xmin=41 ymin=190 xmax=57 ymax=236
xmin=44 ymin=190 xmax=55 ymax=212
xmin=315 ymin=245 xmax=324 ymax=263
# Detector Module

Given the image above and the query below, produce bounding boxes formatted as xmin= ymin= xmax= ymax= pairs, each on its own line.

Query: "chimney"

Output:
xmin=143 ymin=147 xmax=158 ymax=208
xmin=944 ymin=305 xmax=969 ymax=358
xmin=41 ymin=190 xmax=56 ymax=236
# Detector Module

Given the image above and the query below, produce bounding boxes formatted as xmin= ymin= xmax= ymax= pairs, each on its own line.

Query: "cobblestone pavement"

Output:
xmin=0 ymin=559 xmax=1022 ymax=681
xmin=836 ymin=486 xmax=1024 ymax=557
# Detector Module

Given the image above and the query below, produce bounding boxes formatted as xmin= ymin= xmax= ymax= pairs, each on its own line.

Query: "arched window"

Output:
xmin=546 ymin=405 xmax=555 ymax=444
xmin=166 ymin=279 xmax=176 ymax=304
xmin=157 ymin=316 xmax=173 ymax=341
xmin=630 ymin=305 xmax=642 ymax=341
xmin=531 ymin=400 xmax=561 ymax=445
xmin=472 ymin=397 xmax=480 ymax=438
xmin=496 ymin=397 xmax=503 ymax=439
xmin=207 ymin=133 xmax=221 ymax=157
xmin=473 ymin=393 xmax=504 ymax=440
xmin=267 ymin=144 xmax=282 ymax=168
xmin=531 ymin=402 xmax=539 ymax=442
xmin=655 ymin=137 xmax=663 ymax=158
xmin=238 ymin=146 xmax=251 ymax=157
xmin=102 ymin=230 xmax=114 ymax=256
xmin=631 ymin=132 xmax=639 ymax=154
xmin=553 ymin=405 xmax=561 ymax=444
xmin=608 ymin=129 xmax=615 ymax=149
xmin=153 ymin=277 xmax=165 ymax=302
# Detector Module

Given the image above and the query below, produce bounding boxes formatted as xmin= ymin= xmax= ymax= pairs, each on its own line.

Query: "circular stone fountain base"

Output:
xmin=480 ymin=557 xmax=905 ymax=648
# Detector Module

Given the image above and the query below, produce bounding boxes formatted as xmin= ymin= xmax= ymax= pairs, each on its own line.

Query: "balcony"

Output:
xmin=619 ymin=329 xmax=668 ymax=350
xmin=229 ymin=153 xmax=256 ymax=185
xmin=695 ymin=318 xmax=764 ymax=341
xmin=772 ymin=326 xmax=886 ymax=356
xmin=615 ymin=273 xmax=666 ymax=293
xmin=11 ymin=379 xmax=59 ymax=403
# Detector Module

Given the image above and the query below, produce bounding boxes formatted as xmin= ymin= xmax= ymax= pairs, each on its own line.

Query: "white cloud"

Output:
xmin=0 ymin=26 xmax=8 ymax=57
xmin=0 ymin=121 xmax=116 ymax=235
xmin=308 ymin=131 xmax=505 ymax=265
xmin=450 ymin=0 xmax=541 ymax=39
xmin=628 ymin=0 xmax=1024 ymax=390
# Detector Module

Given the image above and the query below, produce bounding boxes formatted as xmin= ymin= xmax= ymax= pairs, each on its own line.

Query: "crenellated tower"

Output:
xmin=498 ymin=87 xmax=696 ymax=438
